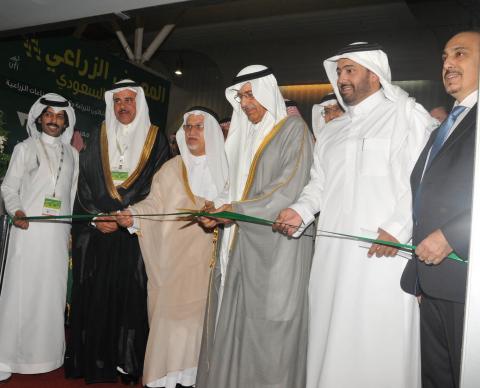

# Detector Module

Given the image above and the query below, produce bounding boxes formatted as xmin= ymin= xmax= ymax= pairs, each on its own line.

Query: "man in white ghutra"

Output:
xmin=0 ymin=93 xmax=78 ymax=382
xmin=277 ymin=42 xmax=437 ymax=388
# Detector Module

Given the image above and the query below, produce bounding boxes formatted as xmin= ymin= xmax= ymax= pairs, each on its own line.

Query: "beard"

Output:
xmin=443 ymin=69 xmax=463 ymax=95
xmin=338 ymin=73 xmax=374 ymax=106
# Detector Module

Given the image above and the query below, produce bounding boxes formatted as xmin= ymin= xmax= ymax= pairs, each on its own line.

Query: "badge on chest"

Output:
xmin=111 ymin=168 xmax=129 ymax=185
xmin=42 ymin=196 xmax=62 ymax=216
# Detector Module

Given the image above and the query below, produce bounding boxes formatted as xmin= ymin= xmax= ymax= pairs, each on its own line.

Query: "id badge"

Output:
xmin=42 ymin=196 xmax=62 ymax=216
xmin=111 ymin=169 xmax=129 ymax=185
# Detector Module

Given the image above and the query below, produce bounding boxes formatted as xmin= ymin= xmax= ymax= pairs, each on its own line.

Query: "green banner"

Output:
xmin=0 ymin=36 xmax=170 ymax=175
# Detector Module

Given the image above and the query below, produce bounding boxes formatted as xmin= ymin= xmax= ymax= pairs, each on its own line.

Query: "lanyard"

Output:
xmin=116 ymin=129 xmax=129 ymax=169
xmin=40 ymin=139 xmax=64 ymax=198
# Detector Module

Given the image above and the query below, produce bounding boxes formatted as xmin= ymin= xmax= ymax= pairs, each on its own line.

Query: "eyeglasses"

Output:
xmin=321 ymin=106 xmax=342 ymax=117
xmin=234 ymin=91 xmax=255 ymax=103
xmin=183 ymin=124 xmax=204 ymax=130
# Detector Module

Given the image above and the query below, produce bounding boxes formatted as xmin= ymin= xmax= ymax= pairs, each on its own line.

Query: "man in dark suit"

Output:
xmin=401 ymin=30 xmax=480 ymax=388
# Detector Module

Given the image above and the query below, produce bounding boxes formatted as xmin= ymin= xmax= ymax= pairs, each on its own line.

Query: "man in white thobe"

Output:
xmin=276 ymin=42 xmax=437 ymax=388
xmin=0 ymin=94 xmax=78 ymax=382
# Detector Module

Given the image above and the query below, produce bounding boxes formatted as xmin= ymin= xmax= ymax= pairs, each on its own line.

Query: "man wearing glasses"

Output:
xmin=311 ymin=92 xmax=344 ymax=139
xmin=117 ymin=106 xmax=228 ymax=388
xmin=196 ymin=65 xmax=315 ymax=388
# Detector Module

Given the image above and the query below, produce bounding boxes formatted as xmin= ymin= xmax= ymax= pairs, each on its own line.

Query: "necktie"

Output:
xmin=413 ymin=105 xmax=466 ymax=223
xmin=425 ymin=105 xmax=466 ymax=169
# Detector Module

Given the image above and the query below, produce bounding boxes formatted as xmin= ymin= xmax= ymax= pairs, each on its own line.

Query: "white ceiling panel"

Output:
xmin=0 ymin=0 xmax=188 ymax=32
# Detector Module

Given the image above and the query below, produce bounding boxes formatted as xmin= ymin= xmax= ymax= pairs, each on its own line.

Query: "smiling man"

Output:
xmin=196 ymin=65 xmax=315 ymax=388
xmin=0 ymin=94 xmax=78 ymax=382
xmin=401 ymin=30 xmax=480 ymax=388
xmin=65 ymin=79 xmax=170 ymax=384
xmin=276 ymin=42 xmax=437 ymax=388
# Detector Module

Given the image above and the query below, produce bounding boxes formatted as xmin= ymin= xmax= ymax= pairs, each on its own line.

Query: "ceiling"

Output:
xmin=0 ymin=0 xmax=189 ymax=33
xmin=2 ymin=0 xmax=477 ymax=84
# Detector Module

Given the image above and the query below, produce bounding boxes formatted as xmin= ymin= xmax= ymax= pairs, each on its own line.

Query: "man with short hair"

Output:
xmin=65 ymin=80 xmax=170 ymax=384
xmin=196 ymin=65 xmax=314 ymax=388
xmin=311 ymin=92 xmax=344 ymax=138
xmin=276 ymin=43 xmax=437 ymax=388
xmin=401 ymin=30 xmax=480 ymax=388
xmin=117 ymin=106 xmax=228 ymax=388
xmin=0 ymin=94 xmax=78 ymax=382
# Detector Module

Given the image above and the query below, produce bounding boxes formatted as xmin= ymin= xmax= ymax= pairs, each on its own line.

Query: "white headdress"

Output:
xmin=104 ymin=79 xmax=151 ymax=169
xmin=176 ymin=106 xmax=229 ymax=200
xmin=324 ymin=41 xmax=436 ymax=159
xmin=224 ymin=65 xmax=287 ymax=201
xmin=311 ymin=92 xmax=340 ymax=137
xmin=27 ymin=93 xmax=76 ymax=144
xmin=323 ymin=42 xmax=409 ymax=109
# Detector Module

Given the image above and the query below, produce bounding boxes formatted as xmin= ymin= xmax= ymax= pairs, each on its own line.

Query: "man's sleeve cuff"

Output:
xmin=289 ymin=203 xmax=315 ymax=238
xmin=127 ymin=207 xmax=140 ymax=235
xmin=379 ymin=220 xmax=411 ymax=244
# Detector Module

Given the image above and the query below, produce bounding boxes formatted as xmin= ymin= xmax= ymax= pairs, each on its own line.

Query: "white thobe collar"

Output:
xmin=347 ymin=89 xmax=386 ymax=118
xmin=188 ymin=154 xmax=217 ymax=200
xmin=191 ymin=154 xmax=206 ymax=165
xmin=41 ymin=132 xmax=61 ymax=145
xmin=117 ymin=122 xmax=133 ymax=137
xmin=454 ymin=90 xmax=478 ymax=109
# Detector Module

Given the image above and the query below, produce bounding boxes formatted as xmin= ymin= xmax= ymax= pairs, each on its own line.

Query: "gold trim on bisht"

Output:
xmin=181 ymin=160 xmax=196 ymax=205
xmin=240 ymin=116 xmax=288 ymax=200
xmin=209 ymin=227 xmax=219 ymax=268
xmin=120 ymin=124 xmax=159 ymax=189
xmin=226 ymin=116 xmax=289 ymax=260
xmin=240 ymin=122 xmax=307 ymax=204
xmin=205 ymin=225 xmax=219 ymax=371
xmin=100 ymin=123 xmax=122 ymax=201
xmin=100 ymin=123 xmax=159 ymax=201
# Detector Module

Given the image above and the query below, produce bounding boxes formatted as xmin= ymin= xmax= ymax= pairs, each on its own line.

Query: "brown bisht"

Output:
xmin=131 ymin=156 xmax=215 ymax=386
xmin=197 ymin=115 xmax=315 ymax=388
xmin=65 ymin=123 xmax=170 ymax=383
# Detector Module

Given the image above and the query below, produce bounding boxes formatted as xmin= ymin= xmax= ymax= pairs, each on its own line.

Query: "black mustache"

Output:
xmin=445 ymin=69 xmax=461 ymax=77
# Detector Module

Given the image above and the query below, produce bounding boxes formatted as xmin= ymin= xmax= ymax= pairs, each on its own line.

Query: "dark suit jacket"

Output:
xmin=401 ymin=103 xmax=477 ymax=303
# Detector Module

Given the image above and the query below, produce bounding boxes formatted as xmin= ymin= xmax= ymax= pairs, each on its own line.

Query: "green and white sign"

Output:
xmin=0 ymin=35 xmax=170 ymax=175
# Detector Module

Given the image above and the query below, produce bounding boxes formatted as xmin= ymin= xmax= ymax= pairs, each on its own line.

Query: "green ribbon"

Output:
xmin=12 ymin=212 xmax=194 ymax=222
xmin=10 ymin=210 xmax=467 ymax=263
xmin=203 ymin=211 xmax=465 ymax=263
xmin=194 ymin=211 xmax=274 ymax=226
xmin=315 ymin=229 xmax=465 ymax=263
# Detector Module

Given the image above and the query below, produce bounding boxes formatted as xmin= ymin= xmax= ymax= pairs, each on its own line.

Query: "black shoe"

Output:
xmin=119 ymin=373 xmax=139 ymax=385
